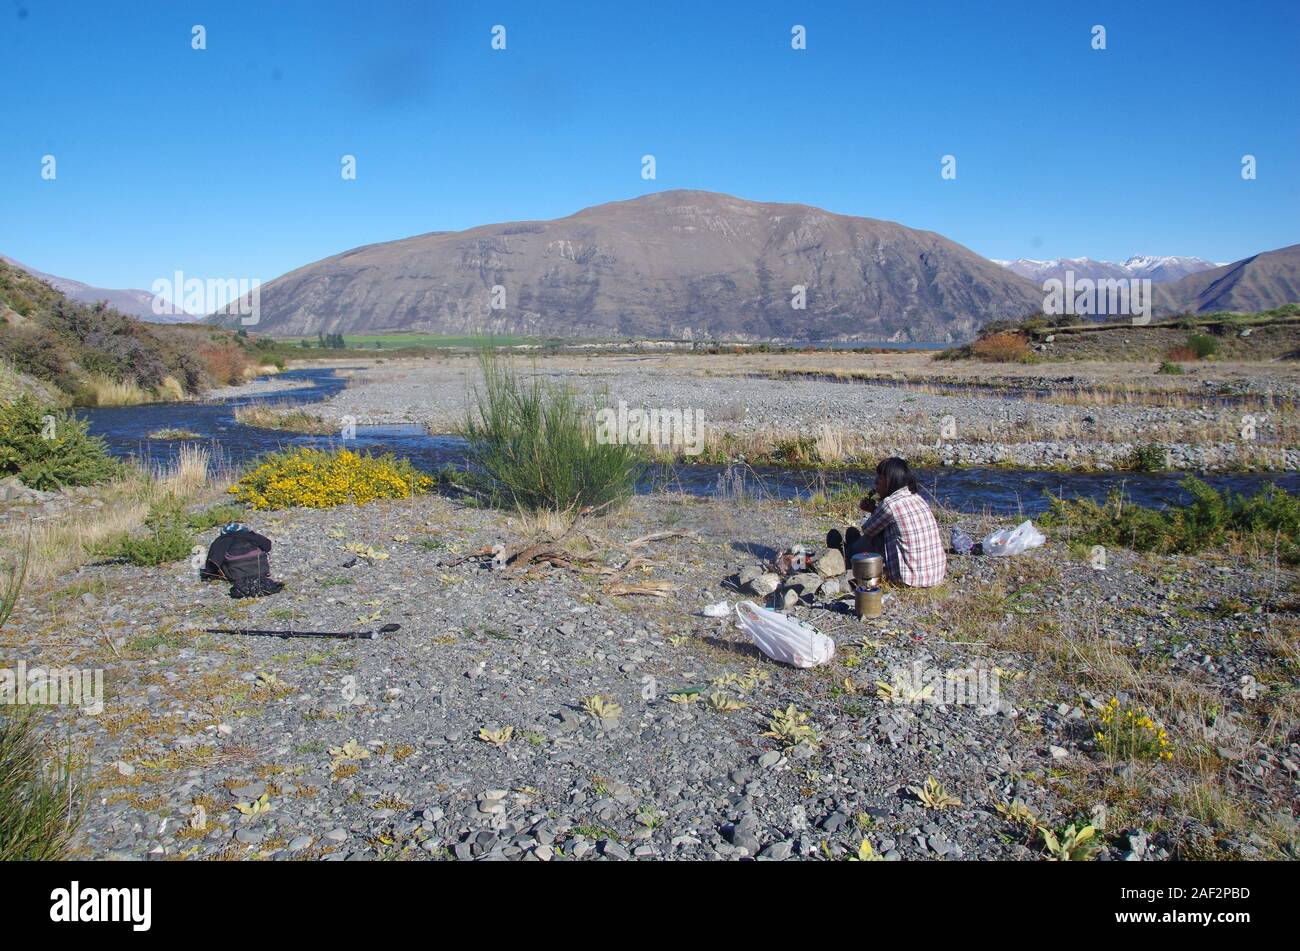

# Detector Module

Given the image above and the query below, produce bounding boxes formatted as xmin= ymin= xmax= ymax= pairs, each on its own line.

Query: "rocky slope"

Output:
xmin=1155 ymin=244 xmax=1300 ymax=315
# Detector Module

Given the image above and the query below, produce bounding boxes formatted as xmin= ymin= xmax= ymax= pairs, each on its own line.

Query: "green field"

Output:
xmin=280 ymin=332 xmax=541 ymax=349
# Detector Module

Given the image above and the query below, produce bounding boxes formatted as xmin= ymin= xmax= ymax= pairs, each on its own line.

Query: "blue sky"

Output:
xmin=1 ymin=0 xmax=1297 ymax=294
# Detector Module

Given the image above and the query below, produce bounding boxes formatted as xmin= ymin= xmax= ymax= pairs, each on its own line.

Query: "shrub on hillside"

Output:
xmin=0 ymin=259 xmax=260 ymax=402
xmin=0 ymin=396 xmax=119 ymax=489
xmin=229 ymin=447 xmax=433 ymax=510
xmin=970 ymin=331 xmax=1032 ymax=363
xmin=460 ymin=351 xmax=643 ymax=512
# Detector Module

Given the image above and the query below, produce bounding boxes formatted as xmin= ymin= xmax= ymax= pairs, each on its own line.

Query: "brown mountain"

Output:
xmin=215 ymin=190 xmax=1042 ymax=342
xmin=1155 ymin=243 xmax=1300 ymax=315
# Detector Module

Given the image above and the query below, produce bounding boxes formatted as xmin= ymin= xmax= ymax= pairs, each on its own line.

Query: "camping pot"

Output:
xmin=854 ymin=585 xmax=883 ymax=620
xmin=851 ymin=553 xmax=884 ymax=585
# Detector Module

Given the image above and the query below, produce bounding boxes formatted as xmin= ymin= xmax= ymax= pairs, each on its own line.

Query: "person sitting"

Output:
xmin=827 ymin=456 xmax=946 ymax=588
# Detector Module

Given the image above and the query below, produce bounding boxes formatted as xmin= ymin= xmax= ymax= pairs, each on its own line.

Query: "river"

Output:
xmin=78 ymin=366 xmax=1299 ymax=516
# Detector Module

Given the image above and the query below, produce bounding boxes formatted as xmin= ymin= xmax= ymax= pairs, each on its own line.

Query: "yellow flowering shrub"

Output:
xmin=230 ymin=447 xmax=433 ymax=510
xmin=1093 ymin=697 xmax=1173 ymax=762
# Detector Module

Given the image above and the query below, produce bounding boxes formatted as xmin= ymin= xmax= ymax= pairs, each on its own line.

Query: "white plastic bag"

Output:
xmin=981 ymin=519 xmax=1046 ymax=557
xmin=735 ymin=601 xmax=835 ymax=669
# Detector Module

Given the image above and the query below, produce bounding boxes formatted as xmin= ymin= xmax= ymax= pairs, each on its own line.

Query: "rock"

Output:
xmin=814 ymin=549 xmax=845 ymax=577
xmin=599 ymin=840 xmax=630 ymax=860
xmin=817 ymin=578 xmax=843 ymax=598
xmin=748 ymin=573 xmax=781 ymax=596
xmin=722 ymin=815 xmax=761 ymax=853
xmin=757 ymin=750 xmax=782 ymax=769
xmin=759 ymin=840 xmax=793 ymax=860
xmin=287 ymin=835 xmax=314 ymax=852
xmin=785 ymin=573 xmax=822 ymax=596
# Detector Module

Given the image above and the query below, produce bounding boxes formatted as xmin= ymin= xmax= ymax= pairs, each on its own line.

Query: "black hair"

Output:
xmin=876 ymin=456 xmax=918 ymax=497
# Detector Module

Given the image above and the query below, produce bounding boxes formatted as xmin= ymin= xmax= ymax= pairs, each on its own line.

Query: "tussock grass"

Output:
xmin=0 ymin=712 xmax=85 ymax=860
xmin=0 ymin=447 xmax=230 ymax=583
xmin=460 ymin=350 xmax=642 ymax=512
xmin=233 ymin=402 xmax=335 ymax=434
xmin=80 ymin=373 xmax=153 ymax=407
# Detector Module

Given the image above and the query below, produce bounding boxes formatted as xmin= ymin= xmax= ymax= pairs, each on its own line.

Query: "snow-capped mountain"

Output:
xmin=993 ymin=255 xmax=1217 ymax=285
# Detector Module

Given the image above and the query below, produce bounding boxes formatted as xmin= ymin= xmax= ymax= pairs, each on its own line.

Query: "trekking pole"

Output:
xmin=203 ymin=623 xmax=401 ymax=641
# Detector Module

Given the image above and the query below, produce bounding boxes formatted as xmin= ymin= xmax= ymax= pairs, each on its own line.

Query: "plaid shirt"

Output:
xmin=860 ymin=486 xmax=947 ymax=587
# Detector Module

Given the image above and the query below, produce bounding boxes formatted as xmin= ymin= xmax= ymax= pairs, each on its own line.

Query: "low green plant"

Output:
xmin=99 ymin=499 xmax=195 ymax=566
xmin=909 ymin=776 xmax=960 ymax=810
xmin=0 ymin=712 xmax=85 ymax=860
xmin=1187 ymin=333 xmax=1218 ymax=359
xmin=1126 ymin=444 xmax=1167 ymax=472
xmin=187 ymin=503 xmax=246 ymax=531
xmin=762 ymin=704 xmax=819 ymax=749
xmin=581 ymin=695 xmax=622 ymax=720
xmin=1041 ymin=477 xmax=1300 ymax=563
xmin=0 ymin=396 xmax=119 ymax=490
xmin=1156 ymin=361 xmax=1184 ymax=375
xmin=1040 ymin=823 xmax=1099 ymax=861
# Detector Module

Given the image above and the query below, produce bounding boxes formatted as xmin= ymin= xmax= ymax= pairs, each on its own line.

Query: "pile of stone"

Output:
xmin=737 ymin=547 xmax=849 ymax=608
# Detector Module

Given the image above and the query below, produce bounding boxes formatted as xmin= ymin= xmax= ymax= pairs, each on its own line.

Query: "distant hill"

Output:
xmin=209 ymin=190 xmax=1042 ymax=343
xmin=995 ymin=255 xmax=1217 ymax=285
xmin=0 ymin=255 xmax=198 ymax=323
xmin=1154 ymin=244 xmax=1300 ymax=315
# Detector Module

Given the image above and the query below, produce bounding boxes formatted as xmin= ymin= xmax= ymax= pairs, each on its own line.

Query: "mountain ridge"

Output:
xmin=210 ymin=190 xmax=1044 ymax=343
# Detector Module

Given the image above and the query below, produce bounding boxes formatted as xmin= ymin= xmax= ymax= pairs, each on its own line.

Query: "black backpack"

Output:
xmin=202 ymin=529 xmax=282 ymax=598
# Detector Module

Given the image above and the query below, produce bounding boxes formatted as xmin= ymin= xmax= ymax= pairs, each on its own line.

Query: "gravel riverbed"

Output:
xmin=8 ymin=489 xmax=1297 ymax=861
xmin=305 ymin=356 xmax=1297 ymax=471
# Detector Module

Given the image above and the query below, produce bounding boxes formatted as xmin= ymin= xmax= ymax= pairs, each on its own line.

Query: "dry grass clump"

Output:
xmin=233 ymin=402 xmax=335 ymax=434
xmin=0 ymin=445 xmax=230 ymax=584
xmin=970 ymin=332 xmax=1033 ymax=363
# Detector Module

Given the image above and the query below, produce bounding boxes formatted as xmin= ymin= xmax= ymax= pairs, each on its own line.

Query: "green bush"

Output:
xmin=1187 ymin=333 xmax=1218 ymax=359
xmin=187 ymin=503 xmax=246 ymax=531
xmin=0 ymin=396 xmax=119 ymax=490
xmin=1126 ymin=444 xmax=1168 ymax=472
xmin=460 ymin=351 xmax=643 ymax=512
xmin=1157 ymin=361 xmax=1184 ymax=375
xmin=1041 ymin=477 xmax=1300 ymax=563
xmin=99 ymin=500 xmax=195 ymax=566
